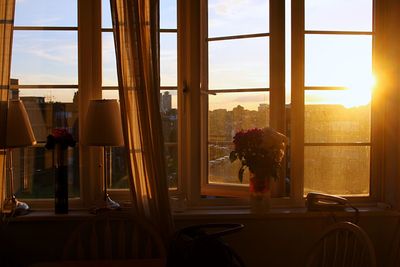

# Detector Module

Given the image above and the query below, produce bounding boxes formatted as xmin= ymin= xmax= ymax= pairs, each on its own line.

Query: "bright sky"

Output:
xmin=11 ymin=0 xmax=374 ymax=110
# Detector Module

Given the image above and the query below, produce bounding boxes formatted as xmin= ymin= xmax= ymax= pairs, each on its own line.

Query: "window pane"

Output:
xmin=109 ymin=147 xmax=128 ymax=189
xmin=160 ymin=0 xmax=177 ymax=29
xmin=208 ymin=0 xmax=269 ymax=37
xmin=305 ymin=0 xmax=372 ymax=31
xmin=305 ymin=91 xmax=371 ymax=143
xmin=102 ymin=33 xmax=118 ymax=86
xmin=15 ymin=0 xmax=77 ymax=27
xmin=160 ymin=90 xmax=178 ymax=188
xmin=160 ymin=33 xmax=177 ymax=87
xmin=102 ymin=90 xmax=120 ymax=100
xmin=13 ymin=146 xmax=80 ymax=199
xmin=11 ymin=31 xmax=78 ymax=84
xmin=209 ymin=38 xmax=269 ymax=89
xmin=102 ymin=0 xmax=113 ymax=29
xmin=14 ymin=92 xmax=79 ymax=199
xmin=304 ymin=146 xmax=370 ymax=196
xmin=305 ymin=35 xmax=372 ymax=87
xmin=208 ymin=92 xmax=270 ymax=185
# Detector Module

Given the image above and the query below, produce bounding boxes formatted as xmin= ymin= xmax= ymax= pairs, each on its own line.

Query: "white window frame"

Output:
xmin=180 ymin=0 xmax=381 ymax=209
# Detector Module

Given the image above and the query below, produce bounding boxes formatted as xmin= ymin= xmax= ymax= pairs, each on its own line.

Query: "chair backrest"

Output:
xmin=63 ymin=211 xmax=166 ymax=261
xmin=306 ymin=221 xmax=376 ymax=267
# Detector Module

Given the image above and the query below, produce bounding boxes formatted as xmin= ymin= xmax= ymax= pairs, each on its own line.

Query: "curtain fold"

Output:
xmin=110 ymin=0 xmax=174 ymax=242
xmin=0 ymin=0 xmax=15 ymax=212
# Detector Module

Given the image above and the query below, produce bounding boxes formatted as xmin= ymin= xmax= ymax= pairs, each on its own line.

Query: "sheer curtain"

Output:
xmin=110 ymin=0 xmax=174 ymax=242
xmin=0 ymin=0 xmax=15 ymax=212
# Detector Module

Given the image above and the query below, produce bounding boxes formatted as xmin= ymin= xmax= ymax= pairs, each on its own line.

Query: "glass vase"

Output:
xmin=54 ymin=145 xmax=68 ymax=214
xmin=249 ymin=172 xmax=271 ymax=213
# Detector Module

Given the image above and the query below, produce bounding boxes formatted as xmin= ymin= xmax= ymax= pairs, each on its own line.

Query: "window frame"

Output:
xmin=181 ymin=0 xmax=380 ymax=208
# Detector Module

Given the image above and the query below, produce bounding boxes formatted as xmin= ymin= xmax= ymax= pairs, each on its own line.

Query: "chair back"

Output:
xmin=63 ymin=211 xmax=166 ymax=261
xmin=306 ymin=221 xmax=376 ymax=267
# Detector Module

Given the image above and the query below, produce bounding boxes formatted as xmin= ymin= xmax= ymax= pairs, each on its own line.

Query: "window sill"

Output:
xmin=172 ymin=205 xmax=400 ymax=221
xmin=2 ymin=204 xmax=398 ymax=223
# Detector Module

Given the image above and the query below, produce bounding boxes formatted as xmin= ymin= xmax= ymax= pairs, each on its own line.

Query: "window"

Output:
xmin=181 ymin=0 xmax=376 ymax=207
xmin=300 ymin=0 xmax=374 ymax=198
xmin=203 ymin=0 xmax=275 ymax=197
xmin=10 ymin=0 xmax=79 ymax=201
xmin=7 ymin=0 xmax=379 ymax=210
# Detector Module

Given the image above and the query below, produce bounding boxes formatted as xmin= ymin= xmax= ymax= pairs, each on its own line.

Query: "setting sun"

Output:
xmin=341 ymin=74 xmax=376 ymax=108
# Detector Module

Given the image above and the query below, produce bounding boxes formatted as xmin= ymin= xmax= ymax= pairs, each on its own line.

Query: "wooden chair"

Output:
xmin=62 ymin=211 xmax=166 ymax=263
xmin=306 ymin=221 xmax=376 ymax=267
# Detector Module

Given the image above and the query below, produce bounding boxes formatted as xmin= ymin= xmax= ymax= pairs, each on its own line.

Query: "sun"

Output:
xmin=341 ymin=74 xmax=376 ymax=108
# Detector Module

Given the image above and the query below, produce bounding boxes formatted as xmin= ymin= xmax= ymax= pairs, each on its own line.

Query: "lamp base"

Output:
xmin=3 ymin=196 xmax=30 ymax=216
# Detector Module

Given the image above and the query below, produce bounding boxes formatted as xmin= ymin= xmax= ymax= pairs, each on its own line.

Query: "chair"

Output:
xmin=62 ymin=211 xmax=166 ymax=262
xmin=167 ymin=223 xmax=246 ymax=267
xmin=306 ymin=221 xmax=376 ymax=267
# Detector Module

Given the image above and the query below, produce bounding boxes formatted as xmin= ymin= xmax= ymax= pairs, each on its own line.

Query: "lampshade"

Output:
xmin=0 ymin=100 xmax=36 ymax=148
xmin=83 ymin=99 xmax=124 ymax=146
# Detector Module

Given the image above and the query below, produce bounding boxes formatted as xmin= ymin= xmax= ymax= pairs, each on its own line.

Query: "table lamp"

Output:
xmin=83 ymin=99 xmax=124 ymax=210
xmin=1 ymin=100 xmax=36 ymax=216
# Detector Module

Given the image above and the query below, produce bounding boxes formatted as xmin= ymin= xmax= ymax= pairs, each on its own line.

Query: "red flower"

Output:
xmin=230 ymin=127 xmax=287 ymax=183
xmin=45 ymin=128 xmax=76 ymax=150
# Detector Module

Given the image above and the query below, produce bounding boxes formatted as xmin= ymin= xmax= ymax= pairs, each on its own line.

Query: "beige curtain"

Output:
xmin=0 ymin=0 xmax=15 ymax=211
xmin=110 ymin=0 xmax=174 ymax=242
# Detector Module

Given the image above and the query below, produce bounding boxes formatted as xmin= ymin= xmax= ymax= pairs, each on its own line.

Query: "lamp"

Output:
xmin=83 ymin=99 xmax=124 ymax=210
xmin=1 ymin=100 xmax=36 ymax=216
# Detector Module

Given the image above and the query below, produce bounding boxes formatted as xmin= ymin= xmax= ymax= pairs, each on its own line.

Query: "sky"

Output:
xmin=11 ymin=0 xmax=374 ymax=110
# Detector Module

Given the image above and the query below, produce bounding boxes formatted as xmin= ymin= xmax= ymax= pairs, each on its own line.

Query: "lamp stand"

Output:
xmin=102 ymin=146 xmax=120 ymax=210
xmin=3 ymin=148 xmax=30 ymax=216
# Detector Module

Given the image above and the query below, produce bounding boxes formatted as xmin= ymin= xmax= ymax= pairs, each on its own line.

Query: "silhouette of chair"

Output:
xmin=306 ymin=221 xmax=376 ymax=267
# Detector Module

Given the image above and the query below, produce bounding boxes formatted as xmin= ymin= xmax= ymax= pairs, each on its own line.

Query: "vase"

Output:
xmin=249 ymin=173 xmax=271 ymax=213
xmin=54 ymin=145 xmax=68 ymax=214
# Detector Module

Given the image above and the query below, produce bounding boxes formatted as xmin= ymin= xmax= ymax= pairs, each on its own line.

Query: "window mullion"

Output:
xmin=290 ymin=0 xmax=305 ymax=204
xmin=78 ymin=0 xmax=102 ymax=208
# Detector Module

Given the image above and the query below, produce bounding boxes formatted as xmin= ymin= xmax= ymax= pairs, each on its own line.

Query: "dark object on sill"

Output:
xmin=167 ymin=223 xmax=246 ymax=267
xmin=55 ymin=165 xmax=68 ymax=214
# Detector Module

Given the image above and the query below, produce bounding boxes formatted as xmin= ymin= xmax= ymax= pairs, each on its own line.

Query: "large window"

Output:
xmin=8 ymin=0 xmax=378 ymax=210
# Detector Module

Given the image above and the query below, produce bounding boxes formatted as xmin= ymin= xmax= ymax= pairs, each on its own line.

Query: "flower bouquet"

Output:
xmin=45 ymin=128 xmax=76 ymax=151
xmin=230 ymin=127 xmax=288 ymax=212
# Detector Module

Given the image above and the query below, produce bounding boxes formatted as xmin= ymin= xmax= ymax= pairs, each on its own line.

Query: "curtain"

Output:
xmin=0 ymin=0 xmax=15 ymax=211
xmin=110 ymin=0 xmax=174 ymax=242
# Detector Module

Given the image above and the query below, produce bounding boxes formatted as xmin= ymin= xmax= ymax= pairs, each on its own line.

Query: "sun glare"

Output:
xmin=341 ymin=74 xmax=376 ymax=108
